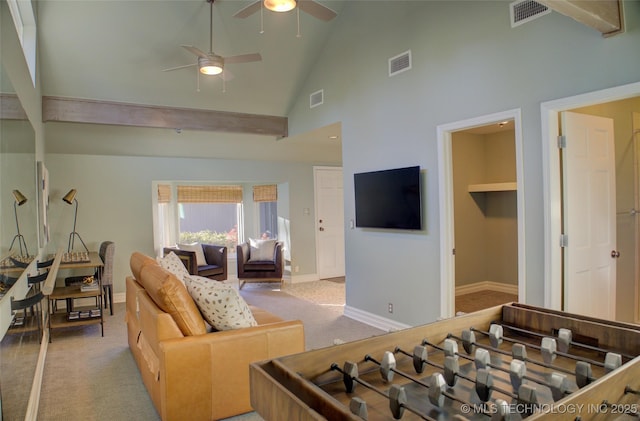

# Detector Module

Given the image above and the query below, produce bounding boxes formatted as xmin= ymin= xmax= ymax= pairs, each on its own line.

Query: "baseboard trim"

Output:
xmin=456 ymin=281 xmax=518 ymax=296
xmin=288 ymin=273 xmax=320 ymax=284
xmin=343 ymin=305 xmax=412 ymax=332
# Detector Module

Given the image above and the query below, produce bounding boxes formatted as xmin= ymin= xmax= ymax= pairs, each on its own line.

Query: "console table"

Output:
xmin=47 ymin=251 xmax=104 ymax=341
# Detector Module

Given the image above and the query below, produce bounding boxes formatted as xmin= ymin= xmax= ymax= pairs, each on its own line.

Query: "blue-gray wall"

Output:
xmin=287 ymin=1 xmax=640 ymax=325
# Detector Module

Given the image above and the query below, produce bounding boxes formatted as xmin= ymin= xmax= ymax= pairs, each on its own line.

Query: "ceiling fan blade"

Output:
xmin=224 ymin=53 xmax=262 ymax=64
xmin=221 ymin=69 xmax=235 ymax=82
xmin=182 ymin=45 xmax=208 ymax=58
xmin=297 ymin=0 xmax=337 ymax=21
xmin=233 ymin=1 xmax=261 ymax=18
xmin=162 ymin=63 xmax=197 ymax=72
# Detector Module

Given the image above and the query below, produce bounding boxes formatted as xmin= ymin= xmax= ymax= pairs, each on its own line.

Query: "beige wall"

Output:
xmin=452 ymin=130 xmax=517 ymax=288
xmin=571 ymin=97 xmax=640 ymax=322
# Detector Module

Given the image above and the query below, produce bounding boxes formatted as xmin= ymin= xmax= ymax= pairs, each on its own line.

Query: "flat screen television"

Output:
xmin=354 ymin=166 xmax=422 ymax=230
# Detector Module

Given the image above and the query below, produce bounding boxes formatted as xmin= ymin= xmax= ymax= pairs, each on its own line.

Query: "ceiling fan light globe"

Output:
xmin=200 ymin=65 xmax=223 ymax=75
xmin=264 ymin=0 xmax=296 ymax=12
xmin=198 ymin=56 xmax=224 ymax=75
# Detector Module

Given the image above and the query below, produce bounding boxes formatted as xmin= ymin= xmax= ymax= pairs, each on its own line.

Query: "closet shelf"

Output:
xmin=468 ymin=182 xmax=517 ymax=193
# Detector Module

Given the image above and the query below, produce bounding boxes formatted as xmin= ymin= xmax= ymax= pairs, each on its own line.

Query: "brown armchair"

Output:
xmin=236 ymin=240 xmax=284 ymax=289
xmin=163 ymin=244 xmax=227 ymax=281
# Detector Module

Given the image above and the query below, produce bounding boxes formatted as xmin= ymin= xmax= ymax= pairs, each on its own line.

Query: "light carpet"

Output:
xmin=30 ymin=280 xmax=384 ymax=421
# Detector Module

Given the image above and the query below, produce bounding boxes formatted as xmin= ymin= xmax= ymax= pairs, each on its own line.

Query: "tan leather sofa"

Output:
xmin=125 ymin=252 xmax=305 ymax=421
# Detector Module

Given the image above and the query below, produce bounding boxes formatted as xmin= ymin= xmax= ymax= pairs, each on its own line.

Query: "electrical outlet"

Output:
xmin=388 ymin=302 xmax=393 ymax=313
xmin=294 ymin=265 xmax=299 ymax=273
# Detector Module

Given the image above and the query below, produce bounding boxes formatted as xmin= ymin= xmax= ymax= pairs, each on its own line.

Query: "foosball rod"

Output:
xmin=446 ymin=330 xmax=570 ymax=373
xmin=456 ymin=329 xmax=600 ymax=389
xmin=470 ymin=326 xmax=620 ymax=369
xmin=495 ymin=323 xmax=635 ymax=360
xmin=426 ymin=335 xmax=568 ymax=390
xmin=330 ymin=362 xmax=436 ymax=420
xmin=473 ymin=348 xmax=570 ymax=400
xmin=395 ymin=345 xmax=515 ymax=420
xmin=364 ymin=351 xmax=518 ymax=404
xmin=398 ymin=343 xmax=561 ymax=401
xmin=363 ymin=353 xmax=493 ymax=416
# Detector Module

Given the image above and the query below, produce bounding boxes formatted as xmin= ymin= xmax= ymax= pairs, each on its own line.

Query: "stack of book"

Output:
xmin=67 ymin=308 xmax=101 ymax=321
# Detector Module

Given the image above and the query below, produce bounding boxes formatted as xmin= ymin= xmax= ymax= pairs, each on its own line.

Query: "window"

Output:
xmin=154 ymin=183 xmax=282 ymax=256
xmin=7 ymin=0 xmax=37 ymax=86
xmin=254 ymin=185 xmax=278 ymax=239
xmin=179 ymin=202 xmax=241 ymax=250
xmin=257 ymin=202 xmax=277 ymax=239
xmin=155 ymin=184 xmax=243 ymax=254
xmin=177 ymin=185 xmax=243 ymax=251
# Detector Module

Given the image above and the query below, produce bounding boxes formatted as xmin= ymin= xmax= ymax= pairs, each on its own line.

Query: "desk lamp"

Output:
xmin=9 ymin=190 xmax=29 ymax=257
xmin=63 ymin=189 xmax=89 ymax=253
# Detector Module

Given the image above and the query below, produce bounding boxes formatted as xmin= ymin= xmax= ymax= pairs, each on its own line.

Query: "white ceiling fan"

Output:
xmin=163 ymin=0 xmax=262 ymax=83
xmin=233 ymin=0 xmax=337 ymax=22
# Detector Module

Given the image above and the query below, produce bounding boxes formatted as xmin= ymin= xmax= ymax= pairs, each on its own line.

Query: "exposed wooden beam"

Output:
xmin=538 ymin=0 xmax=623 ymax=37
xmin=0 ymin=93 xmax=28 ymax=120
xmin=42 ymin=96 xmax=288 ymax=138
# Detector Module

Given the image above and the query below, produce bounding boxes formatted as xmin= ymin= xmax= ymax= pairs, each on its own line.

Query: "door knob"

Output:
xmin=611 ymin=250 xmax=620 ymax=258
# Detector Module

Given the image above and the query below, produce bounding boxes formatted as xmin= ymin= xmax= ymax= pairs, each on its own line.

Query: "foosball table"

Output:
xmin=250 ymin=303 xmax=640 ymax=420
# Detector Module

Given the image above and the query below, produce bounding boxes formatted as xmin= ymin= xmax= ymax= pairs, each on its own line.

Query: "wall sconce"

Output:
xmin=9 ymin=190 xmax=29 ymax=257
xmin=63 ymin=189 xmax=89 ymax=253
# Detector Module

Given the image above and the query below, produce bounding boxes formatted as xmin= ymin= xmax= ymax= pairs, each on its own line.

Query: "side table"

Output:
xmin=48 ymin=284 xmax=104 ymax=342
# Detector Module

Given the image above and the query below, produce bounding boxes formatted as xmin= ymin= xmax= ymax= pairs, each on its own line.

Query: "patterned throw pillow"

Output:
xmin=248 ymin=238 xmax=277 ymax=262
xmin=157 ymin=252 xmax=190 ymax=285
xmin=185 ymin=276 xmax=258 ymax=331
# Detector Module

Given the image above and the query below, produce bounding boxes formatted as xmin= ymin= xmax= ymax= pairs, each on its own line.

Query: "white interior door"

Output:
xmin=314 ymin=167 xmax=345 ymax=279
xmin=562 ymin=111 xmax=616 ymax=319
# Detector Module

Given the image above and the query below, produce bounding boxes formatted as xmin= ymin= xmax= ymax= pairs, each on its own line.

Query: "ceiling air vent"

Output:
xmin=310 ymin=89 xmax=323 ymax=108
xmin=510 ymin=0 xmax=551 ymax=27
xmin=389 ymin=50 xmax=411 ymax=77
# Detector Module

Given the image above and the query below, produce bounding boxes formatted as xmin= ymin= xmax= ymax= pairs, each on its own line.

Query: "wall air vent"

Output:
xmin=510 ymin=0 xmax=551 ymax=27
xmin=310 ymin=89 xmax=324 ymax=108
xmin=389 ymin=50 xmax=411 ymax=77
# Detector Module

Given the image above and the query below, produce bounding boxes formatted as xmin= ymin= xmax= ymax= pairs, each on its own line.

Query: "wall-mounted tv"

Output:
xmin=354 ymin=166 xmax=422 ymax=230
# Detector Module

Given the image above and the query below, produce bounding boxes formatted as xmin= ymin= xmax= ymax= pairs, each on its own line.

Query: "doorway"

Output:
xmin=542 ymin=82 xmax=640 ymax=323
xmin=437 ymin=109 xmax=526 ymax=319
xmin=314 ymin=166 xmax=346 ymax=280
xmin=451 ymin=122 xmax=519 ymax=314
xmin=561 ymin=111 xmax=616 ymax=320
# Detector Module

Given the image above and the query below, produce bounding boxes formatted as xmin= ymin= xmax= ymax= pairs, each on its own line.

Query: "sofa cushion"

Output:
xmin=178 ymin=243 xmax=207 ymax=267
xmin=248 ymin=239 xmax=277 ymax=262
xmin=157 ymin=252 xmax=190 ymax=285
xmin=185 ymin=275 xmax=257 ymax=331
xmin=244 ymin=262 xmax=277 ymax=271
xmin=139 ymin=264 xmax=207 ymax=336
xmin=197 ymin=265 xmax=224 ymax=278
xmin=130 ymin=251 xmax=159 ymax=280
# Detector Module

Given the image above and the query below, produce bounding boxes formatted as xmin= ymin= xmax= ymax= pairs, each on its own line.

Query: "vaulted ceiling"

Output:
xmin=35 ymin=0 xmax=622 ymax=147
xmin=38 ymin=0 xmax=345 ymax=117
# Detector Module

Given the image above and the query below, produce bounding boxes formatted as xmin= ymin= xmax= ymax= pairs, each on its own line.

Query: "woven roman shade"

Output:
xmin=177 ymin=185 xmax=243 ymax=203
xmin=253 ymin=185 xmax=277 ymax=202
xmin=157 ymin=184 xmax=171 ymax=204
